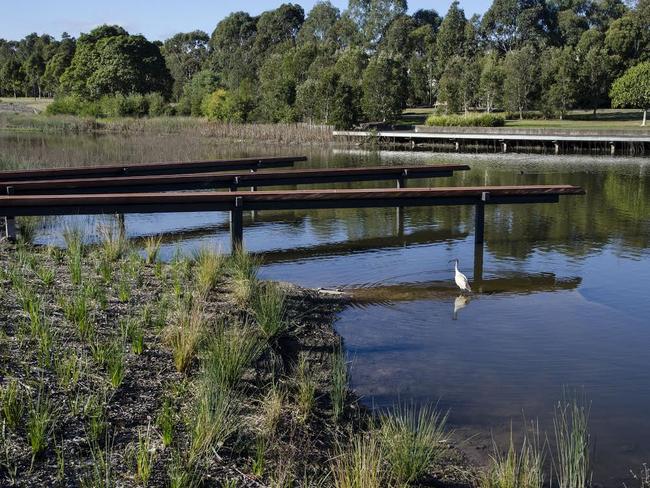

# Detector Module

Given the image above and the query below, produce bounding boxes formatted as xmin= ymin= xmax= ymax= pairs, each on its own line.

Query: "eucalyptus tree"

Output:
xmin=436 ymin=1 xmax=468 ymax=73
xmin=605 ymin=0 xmax=650 ymax=69
xmin=503 ymin=44 xmax=539 ymax=118
xmin=480 ymin=0 xmax=553 ymax=52
xmin=162 ymin=30 xmax=210 ymax=99
xmin=479 ymin=52 xmax=504 ymax=112
xmin=209 ymin=12 xmax=257 ymax=90
xmin=541 ymin=46 xmax=578 ymax=118
xmin=361 ymin=53 xmax=407 ymax=121
xmin=298 ymin=1 xmax=340 ymax=44
xmin=576 ymin=29 xmax=613 ymax=113
xmin=347 ymin=0 xmax=408 ymax=47
xmin=254 ymin=3 xmax=305 ymax=59
xmin=0 ymin=57 xmax=24 ymax=97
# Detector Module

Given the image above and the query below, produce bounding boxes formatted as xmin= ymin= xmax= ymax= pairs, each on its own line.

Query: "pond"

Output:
xmin=1 ymin=131 xmax=649 ymax=486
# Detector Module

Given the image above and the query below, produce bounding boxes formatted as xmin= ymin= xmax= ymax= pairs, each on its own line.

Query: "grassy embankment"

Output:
xmin=402 ymin=108 xmax=650 ymax=131
xmin=0 ymin=220 xmax=475 ymax=487
xmin=0 ymin=98 xmax=333 ymax=145
xmin=3 ymin=98 xmax=649 ymax=141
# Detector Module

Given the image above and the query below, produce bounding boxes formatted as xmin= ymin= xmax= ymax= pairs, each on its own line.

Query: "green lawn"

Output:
xmin=402 ymin=108 xmax=650 ymax=131
xmin=0 ymin=97 xmax=53 ymax=114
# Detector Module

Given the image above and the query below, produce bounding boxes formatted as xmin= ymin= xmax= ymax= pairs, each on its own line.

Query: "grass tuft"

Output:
xmin=229 ymin=248 xmax=261 ymax=305
xmin=331 ymin=347 xmax=349 ymax=422
xmin=157 ymin=399 xmax=174 ymax=447
xmin=1 ymin=379 xmax=26 ymax=431
xmin=164 ymin=300 xmax=206 ymax=373
xmin=189 ymin=381 xmax=238 ymax=464
xmin=17 ymin=216 xmax=41 ymax=244
xmin=97 ymin=223 xmax=127 ymax=262
xmin=135 ymin=423 xmax=156 ymax=485
xmin=193 ymin=246 xmax=226 ymax=296
xmin=380 ymin=402 xmax=449 ymax=485
xmin=553 ymin=394 xmax=591 ymax=488
xmin=204 ymin=323 xmax=262 ymax=389
xmin=331 ymin=433 xmax=385 ymax=488
xmin=144 ymin=235 xmax=162 ymax=264
xmin=63 ymin=225 xmax=84 ymax=285
xmin=253 ymin=282 xmax=287 ymax=340
xmin=27 ymin=385 xmax=57 ymax=464
xmin=296 ymin=355 xmax=317 ymax=423
xmin=480 ymin=422 xmax=545 ymax=488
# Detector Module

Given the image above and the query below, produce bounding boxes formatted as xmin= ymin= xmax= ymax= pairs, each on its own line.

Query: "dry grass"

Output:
xmin=331 ymin=433 xmax=385 ymax=488
xmin=163 ymin=299 xmax=206 ymax=373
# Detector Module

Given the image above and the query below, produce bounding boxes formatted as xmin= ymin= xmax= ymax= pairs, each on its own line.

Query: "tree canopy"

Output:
xmin=610 ymin=62 xmax=650 ymax=125
xmin=0 ymin=0 xmax=648 ymax=127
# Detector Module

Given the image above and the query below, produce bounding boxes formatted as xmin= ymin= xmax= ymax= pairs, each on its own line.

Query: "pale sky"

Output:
xmin=3 ymin=0 xmax=489 ymax=41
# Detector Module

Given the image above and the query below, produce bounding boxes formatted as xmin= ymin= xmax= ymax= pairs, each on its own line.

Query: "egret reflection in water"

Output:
xmin=453 ymin=295 xmax=471 ymax=320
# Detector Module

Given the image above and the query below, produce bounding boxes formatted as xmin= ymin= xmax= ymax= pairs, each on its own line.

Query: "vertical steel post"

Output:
xmin=475 ymin=191 xmax=488 ymax=246
xmin=4 ymin=186 xmax=16 ymax=242
xmin=396 ymin=170 xmax=407 ymax=236
xmin=250 ymin=169 xmax=258 ymax=220
xmin=473 ymin=242 xmax=484 ymax=288
xmin=230 ymin=196 xmax=243 ymax=252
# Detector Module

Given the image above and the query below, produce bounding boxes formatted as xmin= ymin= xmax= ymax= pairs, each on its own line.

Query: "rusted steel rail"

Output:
xmin=0 ymin=165 xmax=470 ymax=195
xmin=0 ymin=156 xmax=305 ymax=182
xmin=0 ymin=185 xmax=585 ymax=249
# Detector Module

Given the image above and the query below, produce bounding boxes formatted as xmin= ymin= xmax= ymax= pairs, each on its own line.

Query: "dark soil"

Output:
xmin=0 ymin=241 xmax=476 ymax=487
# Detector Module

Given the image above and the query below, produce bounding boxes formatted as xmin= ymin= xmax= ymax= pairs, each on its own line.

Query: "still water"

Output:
xmin=1 ymin=132 xmax=649 ymax=485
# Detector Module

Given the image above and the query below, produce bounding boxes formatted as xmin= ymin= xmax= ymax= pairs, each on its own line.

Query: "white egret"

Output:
xmin=449 ymin=259 xmax=472 ymax=294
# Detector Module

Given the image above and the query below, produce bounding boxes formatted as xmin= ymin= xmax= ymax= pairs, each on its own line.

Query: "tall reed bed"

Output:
xmin=1 ymin=113 xmax=335 ymax=143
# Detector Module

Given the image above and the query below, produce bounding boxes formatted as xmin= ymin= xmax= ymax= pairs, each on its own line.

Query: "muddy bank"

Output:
xmin=0 ymin=240 xmax=475 ymax=487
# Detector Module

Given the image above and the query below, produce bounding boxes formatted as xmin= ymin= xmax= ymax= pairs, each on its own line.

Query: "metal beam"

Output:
xmin=0 ymin=156 xmax=306 ymax=182
xmin=0 ymin=165 xmax=469 ymax=195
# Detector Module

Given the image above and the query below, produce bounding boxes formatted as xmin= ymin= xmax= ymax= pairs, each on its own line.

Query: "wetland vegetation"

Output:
xmin=1 ymin=225 xmax=479 ymax=487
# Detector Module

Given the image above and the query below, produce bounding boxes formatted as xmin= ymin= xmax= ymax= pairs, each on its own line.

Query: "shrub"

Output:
xmin=100 ymin=93 xmax=149 ymax=117
xmin=201 ymin=89 xmax=229 ymax=120
xmin=46 ymin=95 xmax=101 ymax=117
xmin=146 ymin=92 xmax=167 ymax=116
xmin=425 ymin=113 xmax=505 ymax=127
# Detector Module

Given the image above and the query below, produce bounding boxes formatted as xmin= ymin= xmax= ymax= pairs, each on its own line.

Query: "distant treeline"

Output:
xmin=1 ymin=0 xmax=649 ymax=128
